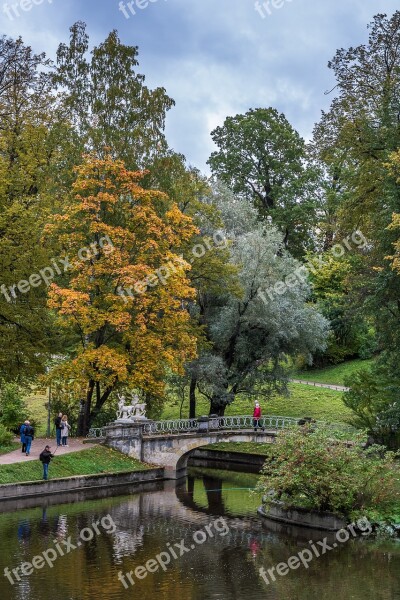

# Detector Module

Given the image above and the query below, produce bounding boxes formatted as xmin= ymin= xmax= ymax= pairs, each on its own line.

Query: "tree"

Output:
xmin=45 ymin=154 xmax=198 ymax=433
xmin=54 ymin=22 xmax=174 ymax=169
xmin=186 ymin=187 xmax=329 ymax=415
xmin=0 ymin=36 xmax=59 ymax=380
xmin=312 ymin=12 xmax=400 ymax=367
xmin=207 ymin=108 xmax=318 ymax=257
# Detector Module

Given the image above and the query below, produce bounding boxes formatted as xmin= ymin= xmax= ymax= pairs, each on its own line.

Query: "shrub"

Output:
xmin=0 ymin=423 xmax=13 ymax=446
xmin=256 ymin=426 xmax=400 ymax=517
xmin=0 ymin=383 xmax=27 ymax=431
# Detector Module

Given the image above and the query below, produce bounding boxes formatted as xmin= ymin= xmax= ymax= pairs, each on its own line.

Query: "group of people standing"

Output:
xmin=19 ymin=413 xmax=71 ymax=456
xmin=54 ymin=413 xmax=71 ymax=447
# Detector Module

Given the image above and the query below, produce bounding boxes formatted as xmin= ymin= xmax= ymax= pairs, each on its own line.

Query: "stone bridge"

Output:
xmin=100 ymin=415 xmax=303 ymax=479
xmin=97 ymin=415 xmax=352 ymax=479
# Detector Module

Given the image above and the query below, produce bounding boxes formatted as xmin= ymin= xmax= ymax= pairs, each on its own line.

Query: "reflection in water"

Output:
xmin=0 ymin=467 xmax=399 ymax=600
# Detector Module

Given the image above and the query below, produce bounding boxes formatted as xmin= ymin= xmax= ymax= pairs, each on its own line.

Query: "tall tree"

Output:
xmin=207 ymin=108 xmax=318 ymax=258
xmin=312 ymin=11 xmax=400 ymax=367
xmin=54 ymin=22 xmax=174 ymax=170
xmin=0 ymin=36 xmax=59 ymax=379
xmin=45 ymin=154 xmax=198 ymax=433
xmin=186 ymin=187 xmax=328 ymax=415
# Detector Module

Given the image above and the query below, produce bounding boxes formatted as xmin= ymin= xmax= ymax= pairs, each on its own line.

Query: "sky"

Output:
xmin=2 ymin=0 xmax=399 ymax=173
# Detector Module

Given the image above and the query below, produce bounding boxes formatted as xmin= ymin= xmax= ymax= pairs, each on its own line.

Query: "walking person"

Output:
xmin=39 ymin=445 xmax=54 ymax=480
xmin=23 ymin=421 xmax=34 ymax=456
xmin=54 ymin=412 xmax=63 ymax=447
xmin=20 ymin=420 xmax=28 ymax=453
xmin=253 ymin=402 xmax=265 ymax=432
xmin=60 ymin=415 xmax=71 ymax=446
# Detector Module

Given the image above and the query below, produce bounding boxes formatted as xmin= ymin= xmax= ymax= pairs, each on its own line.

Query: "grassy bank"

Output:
xmin=292 ymin=357 xmax=375 ymax=386
xmin=161 ymin=383 xmax=353 ymax=424
xmin=0 ymin=446 xmax=151 ymax=485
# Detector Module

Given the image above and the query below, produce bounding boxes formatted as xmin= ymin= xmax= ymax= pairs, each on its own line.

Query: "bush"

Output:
xmin=256 ymin=426 xmax=400 ymax=517
xmin=0 ymin=423 xmax=13 ymax=446
xmin=0 ymin=383 xmax=27 ymax=431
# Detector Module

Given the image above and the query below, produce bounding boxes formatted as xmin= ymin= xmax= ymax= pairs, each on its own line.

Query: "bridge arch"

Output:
xmin=141 ymin=431 xmax=276 ymax=479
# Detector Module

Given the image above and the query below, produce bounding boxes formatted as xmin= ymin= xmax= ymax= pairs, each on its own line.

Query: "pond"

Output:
xmin=0 ymin=467 xmax=399 ymax=600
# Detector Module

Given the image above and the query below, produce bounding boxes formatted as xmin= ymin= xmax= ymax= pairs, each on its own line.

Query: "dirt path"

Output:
xmin=0 ymin=438 xmax=97 ymax=465
xmin=289 ymin=379 xmax=350 ymax=392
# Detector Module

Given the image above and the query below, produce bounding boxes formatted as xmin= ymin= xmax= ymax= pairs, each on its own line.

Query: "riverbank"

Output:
xmin=0 ymin=445 xmax=153 ymax=485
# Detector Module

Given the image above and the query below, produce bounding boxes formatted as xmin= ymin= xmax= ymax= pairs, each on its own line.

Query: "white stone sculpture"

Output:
xmin=116 ymin=393 xmax=147 ymax=421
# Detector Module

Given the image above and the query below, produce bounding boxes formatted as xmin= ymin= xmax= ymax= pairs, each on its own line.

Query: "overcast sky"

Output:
xmin=2 ymin=0 xmax=399 ymax=172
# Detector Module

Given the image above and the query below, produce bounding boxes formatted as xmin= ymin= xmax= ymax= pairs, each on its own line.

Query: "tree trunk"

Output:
xmin=209 ymin=396 xmax=226 ymax=417
xmin=189 ymin=376 xmax=197 ymax=419
xmin=77 ymin=379 xmax=95 ymax=436
xmin=89 ymin=386 xmax=113 ymax=428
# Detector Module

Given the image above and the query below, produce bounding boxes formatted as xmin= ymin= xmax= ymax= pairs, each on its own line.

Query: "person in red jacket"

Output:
xmin=253 ymin=402 xmax=265 ymax=432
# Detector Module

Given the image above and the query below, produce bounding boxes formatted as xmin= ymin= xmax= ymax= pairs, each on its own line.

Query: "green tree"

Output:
xmin=54 ymin=21 xmax=174 ymax=169
xmin=0 ymin=36 xmax=59 ymax=380
xmin=187 ymin=187 xmax=328 ymax=415
xmin=208 ymin=108 xmax=318 ymax=257
xmin=0 ymin=383 xmax=26 ymax=431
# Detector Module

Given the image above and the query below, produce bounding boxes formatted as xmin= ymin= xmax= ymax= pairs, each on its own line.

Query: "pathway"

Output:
xmin=0 ymin=438 xmax=97 ymax=465
xmin=289 ymin=378 xmax=350 ymax=392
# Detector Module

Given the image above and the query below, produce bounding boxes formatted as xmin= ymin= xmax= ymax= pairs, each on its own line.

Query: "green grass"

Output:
xmin=0 ymin=446 xmax=152 ymax=485
xmin=161 ymin=383 xmax=353 ymax=424
xmin=292 ymin=357 xmax=375 ymax=386
xmin=201 ymin=442 xmax=272 ymax=456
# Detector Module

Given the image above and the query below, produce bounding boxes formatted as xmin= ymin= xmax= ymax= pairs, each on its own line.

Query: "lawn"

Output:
xmin=292 ymin=357 xmax=375 ymax=386
xmin=0 ymin=446 xmax=152 ymax=485
xmin=161 ymin=383 xmax=353 ymax=424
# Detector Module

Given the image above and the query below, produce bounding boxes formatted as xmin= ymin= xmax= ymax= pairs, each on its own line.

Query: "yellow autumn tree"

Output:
xmin=44 ymin=154 xmax=198 ymax=433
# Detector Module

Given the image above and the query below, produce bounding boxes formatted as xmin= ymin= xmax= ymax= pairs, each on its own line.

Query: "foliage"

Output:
xmin=44 ymin=153 xmax=198 ymax=433
xmin=54 ymin=21 xmax=174 ymax=170
xmin=0 ymin=383 xmax=27 ymax=431
xmin=343 ymin=359 xmax=400 ymax=448
xmin=0 ymin=36 xmax=59 ymax=379
xmin=0 ymin=423 xmax=13 ymax=447
xmin=208 ymin=108 xmax=318 ymax=258
xmin=186 ymin=186 xmax=329 ymax=415
xmin=312 ymin=12 xmax=400 ymax=369
xmin=256 ymin=427 xmax=400 ymax=516
xmin=307 ymin=253 xmax=377 ymax=364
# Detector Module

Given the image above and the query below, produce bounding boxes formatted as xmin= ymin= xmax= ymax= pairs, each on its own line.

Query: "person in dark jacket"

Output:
xmin=19 ymin=420 xmax=28 ymax=453
xmin=39 ymin=445 xmax=54 ymax=480
xmin=23 ymin=421 xmax=34 ymax=456
xmin=54 ymin=412 xmax=63 ymax=447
